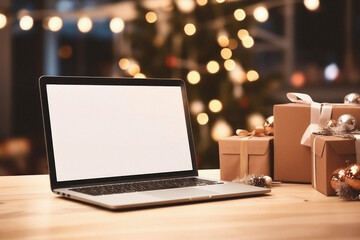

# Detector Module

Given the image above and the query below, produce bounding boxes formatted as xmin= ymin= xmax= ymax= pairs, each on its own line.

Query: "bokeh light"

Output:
xmin=197 ymin=113 xmax=209 ymax=125
xmin=304 ymin=0 xmax=320 ymax=11
xmin=324 ymin=63 xmax=339 ymax=82
xmin=247 ymin=70 xmax=259 ymax=82
xmin=209 ymin=99 xmax=223 ymax=113
xmin=220 ymin=48 xmax=232 ymax=59
xmin=190 ymin=100 xmax=205 ymax=115
xmin=187 ymin=70 xmax=201 ymax=84
xmin=184 ymin=23 xmax=196 ymax=36
xmin=0 ymin=13 xmax=6 ymax=29
xmin=224 ymin=59 xmax=236 ymax=71
xmin=291 ymin=71 xmax=306 ymax=88
xmin=242 ymin=35 xmax=254 ymax=48
xmin=19 ymin=15 xmax=34 ymax=31
xmin=253 ymin=6 xmax=269 ymax=22
xmin=77 ymin=17 xmax=92 ymax=33
xmin=110 ymin=17 xmax=125 ymax=33
xmin=207 ymin=60 xmax=220 ymax=74
xmin=234 ymin=9 xmax=246 ymax=21
xmin=145 ymin=11 xmax=157 ymax=23
xmin=211 ymin=119 xmax=232 ymax=141
xmin=48 ymin=16 xmax=63 ymax=32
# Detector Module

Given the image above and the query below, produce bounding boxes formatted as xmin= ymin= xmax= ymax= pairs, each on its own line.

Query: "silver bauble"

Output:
xmin=337 ymin=114 xmax=357 ymax=132
xmin=344 ymin=93 xmax=360 ymax=104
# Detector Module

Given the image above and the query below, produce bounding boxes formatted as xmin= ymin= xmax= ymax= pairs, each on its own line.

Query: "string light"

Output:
xmin=145 ymin=11 xmax=157 ymax=23
xmin=0 ymin=13 xmax=7 ymax=29
xmin=197 ymin=113 xmax=209 ymax=125
xmin=237 ymin=29 xmax=249 ymax=40
xmin=187 ymin=70 xmax=201 ymax=84
xmin=77 ymin=16 xmax=92 ymax=33
xmin=217 ymin=34 xmax=229 ymax=47
xmin=211 ymin=119 xmax=232 ymax=141
xmin=229 ymin=62 xmax=246 ymax=84
xmin=224 ymin=59 xmax=236 ymax=71
xmin=209 ymin=99 xmax=223 ymax=113
xmin=228 ymin=38 xmax=238 ymax=50
xmin=118 ymin=58 xmax=130 ymax=70
xmin=247 ymin=70 xmax=259 ymax=82
xmin=176 ymin=0 xmax=196 ymax=13
xmin=234 ymin=9 xmax=246 ymax=21
xmin=206 ymin=60 xmax=220 ymax=74
xmin=134 ymin=73 xmax=146 ymax=78
xmin=242 ymin=35 xmax=254 ymax=48
xmin=109 ymin=17 xmax=124 ymax=33
xmin=48 ymin=16 xmax=63 ymax=32
xmin=304 ymin=0 xmax=320 ymax=11
xmin=19 ymin=15 xmax=34 ymax=31
xmin=127 ymin=62 xmax=141 ymax=76
xmin=324 ymin=63 xmax=339 ymax=82
xmin=190 ymin=100 xmax=205 ymax=115
xmin=220 ymin=48 xmax=232 ymax=59
xmin=253 ymin=6 xmax=269 ymax=22
xmin=184 ymin=23 xmax=196 ymax=36
xmin=196 ymin=0 xmax=208 ymax=6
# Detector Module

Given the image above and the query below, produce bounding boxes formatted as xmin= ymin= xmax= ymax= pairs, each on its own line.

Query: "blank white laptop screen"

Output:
xmin=46 ymin=84 xmax=193 ymax=181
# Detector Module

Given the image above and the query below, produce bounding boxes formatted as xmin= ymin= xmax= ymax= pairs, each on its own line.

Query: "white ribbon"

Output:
xmin=312 ymin=135 xmax=319 ymax=189
xmin=287 ymin=92 xmax=333 ymax=146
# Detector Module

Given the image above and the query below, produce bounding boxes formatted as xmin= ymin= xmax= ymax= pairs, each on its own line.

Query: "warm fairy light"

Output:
xmin=110 ymin=17 xmax=125 ymax=33
xmin=247 ymin=70 xmax=259 ymax=82
xmin=291 ymin=71 xmax=306 ymax=88
xmin=217 ymin=35 xmax=229 ymax=47
xmin=229 ymin=62 xmax=246 ymax=84
xmin=19 ymin=15 xmax=34 ymax=31
xmin=247 ymin=113 xmax=265 ymax=131
xmin=48 ymin=16 xmax=63 ymax=32
xmin=220 ymin=48 xmax=232 ymax=59
xmin=211 ymin=119 xmax=232 ymax=141
xmin=77 ymin=17 xmax=92 ymax=33
xmin=176 ymin=0 xmax=196 ymax=13
xmin=228 ymin=38 xmax=238 ymax=50
xmin=209 ymin=99 xmax=223 ymax=113
xmin=234 ymin=9 xmax=246 ymax=21
xmin=128 ymin=63 xmax=141 ymax=76
xmin=119 ymin=58 xmax=130 ymax=70
xmin=0 ymin=13 xmax=7 ymax=29
xmin=134 ymin=73 xmax=146 ymax=78
xmin=187 ymin=70 xmax=201 ymax=84
xmin=184 ymin=23 xmax=196 ymax=36
xmin=304 ymin=0 xmax=320 ymax=11
xmin=237 ymin=29 xmax=249 ymax=40
xmin=253 ymin=6 xmax=269 ymax=23
xmin=224 ymin=59 xmax=236 ymax=71
xmin=190 ymin=100 xmax=205 ymax=115
xmin=196 ymin=0 xmax=208 ymax=6
xmin=58 ymin=45 xmax=72 ymax=59
xmin=216 ymin=0 xmax=226 ymax=3
xmin=197 ymin=113 xmax=209 ymax=125
xmin=145 ymin=11 xmax=157 ymax=23
xmin=207 ymin=61 xmax=220 ymax=74
xmin=242 ymin=35 xmax=254 ymax=48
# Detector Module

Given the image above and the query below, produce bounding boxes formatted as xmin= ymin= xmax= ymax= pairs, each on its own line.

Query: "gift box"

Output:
xmin=311 ymin=135 xmax=358 ymax=196
xmin=274 ymin=93 xmax=360 ymax=183
xmin=219 ymin=135 xmax=273 ymax=181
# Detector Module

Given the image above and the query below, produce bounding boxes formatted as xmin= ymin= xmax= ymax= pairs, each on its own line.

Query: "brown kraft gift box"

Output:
xmin=274 ymin=103 xmax=360 ymax=183
xmin=311 ymin=135 xmax=357 ymax=196
xmin=219 ymin=135 xmax=273 ymax=181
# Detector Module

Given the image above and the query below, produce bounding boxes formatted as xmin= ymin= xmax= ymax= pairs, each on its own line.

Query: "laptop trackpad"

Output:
xmin=144 ymin=188 xmax=216 ymax=200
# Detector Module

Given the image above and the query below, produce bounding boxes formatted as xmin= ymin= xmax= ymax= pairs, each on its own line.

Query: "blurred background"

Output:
xmin=0 ymin=0 xmax=359 ymax=175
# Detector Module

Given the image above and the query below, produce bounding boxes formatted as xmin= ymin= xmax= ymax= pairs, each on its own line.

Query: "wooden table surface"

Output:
xmin=1 ymin=170 xmax=359 ymax=240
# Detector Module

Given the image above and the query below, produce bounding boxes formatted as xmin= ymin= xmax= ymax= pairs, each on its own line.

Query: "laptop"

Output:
xmin=39 ymin=75 xmax=270 ymax=210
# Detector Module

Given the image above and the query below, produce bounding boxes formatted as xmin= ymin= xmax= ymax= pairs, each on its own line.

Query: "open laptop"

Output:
xmin=39 ymin=75 xmax=270 ymax=210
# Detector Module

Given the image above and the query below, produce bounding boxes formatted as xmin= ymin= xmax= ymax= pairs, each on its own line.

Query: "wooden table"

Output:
xmin=1 ymin=170 xmax=359 ymax=240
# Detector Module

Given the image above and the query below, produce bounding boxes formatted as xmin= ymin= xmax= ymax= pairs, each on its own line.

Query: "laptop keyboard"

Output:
xmin=70 ymin=178 xmax=222 ymax=196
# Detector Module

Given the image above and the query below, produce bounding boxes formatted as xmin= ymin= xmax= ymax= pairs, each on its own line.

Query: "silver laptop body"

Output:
xmin=39 ymin=76 xmax=270 ymax=210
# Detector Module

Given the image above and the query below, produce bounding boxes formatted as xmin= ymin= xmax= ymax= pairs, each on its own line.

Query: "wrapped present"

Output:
xmin=274 ymin=92 xmax=360 ymax=183
xmin=219 ymin=135 xmax=273 ymax=181
xmin=311 ymin=135 xmax=359 ymax=196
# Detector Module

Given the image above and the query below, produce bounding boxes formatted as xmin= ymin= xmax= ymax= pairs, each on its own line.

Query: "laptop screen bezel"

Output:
xmin=39 ymin=75 xmax=199 ymax=190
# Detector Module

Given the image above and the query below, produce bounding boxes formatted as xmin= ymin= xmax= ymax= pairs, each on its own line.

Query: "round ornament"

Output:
xmin=264 ymin=116 xmax=274 ymax=135
xmin=324 ymin=119 xmax=337 ymax=128
xmin=344 ymin=163 xmax=360 ymax=190
xmin=337 ymin=114 xmax=357 ymax=132
xmin=330 ymin=168 xmax=345 ymax=191
xmin=344 ymin=93 xmax=360 ymax=104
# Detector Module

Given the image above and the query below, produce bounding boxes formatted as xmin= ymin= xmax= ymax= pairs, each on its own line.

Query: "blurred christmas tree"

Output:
xmin=115 ymin=0 xmax=274 ymax=168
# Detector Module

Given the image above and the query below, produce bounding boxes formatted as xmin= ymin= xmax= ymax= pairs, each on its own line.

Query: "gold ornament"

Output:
xmin=330 ymin=168 xmax=345 ymax=191
xmin=264 ymin=116 xmax=274 ymax=135
xmin=344 ymin=93 xmax=360 ymax=104
xmin=344 ymin=163 xmax=360 ymax=190
xmin=337 ymin=114 xmax=357 ymax=132
xmin=324 ymin=119 xmax=337 ymax=128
